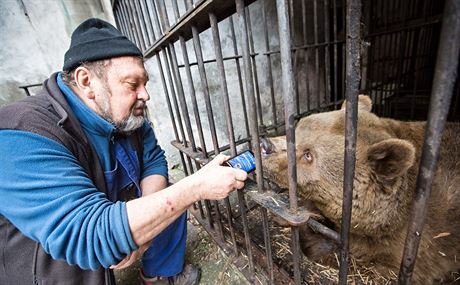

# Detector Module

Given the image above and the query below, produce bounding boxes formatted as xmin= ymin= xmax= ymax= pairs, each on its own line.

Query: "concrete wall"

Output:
xmin=0 ymin=0 xmax=113 ymax=106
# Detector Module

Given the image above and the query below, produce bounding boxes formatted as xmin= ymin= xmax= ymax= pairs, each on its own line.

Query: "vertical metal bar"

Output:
xmin=289 ymin=0 xmax=300 ymax=116
xmin=262 ymin=0 xmax=278 ymax=131
xmin=132 ymin=0 xmax=150 ymax=50
xmin=157 ymin=0 xmax=171 ymax=32
xmin=276 ymin=0 xmax=302 ymax=284
xmin=236 ymin=0 xmax=267 ymax=278
xmin=114 ymin=6 xmax=127 ymax=37
xmin=184 ymin=0 xmax=192 ymax=10
xmin=139 ymin=0 xmax=156 ymax=44
xmin=178 ymin=38 xmax=207 ymax=157
xmin=333 ymin=0 xmax=338 ymax=108
xmin=119 ymin=1 xmax=138 ymax=46
xmin=301 ymin=0 xmax=312 ymax=111
xmin=339 ymin=0 xmax=361 ymax=284
xmin=191 ymin=26 xmax=219 ymax=229
xmin=229 ymin=16 xmax=250 ymax=138
xmin=313 ymin=0 xmax=321 ymax=109
xmin=126 ymin=0 xmax=146 ymax=51
xmin=172 ymin=0 xmax=180 ymax=20
xmin=399 ymin=0 xmax=460 ymax=283
xmin=155 ymin=51 xmax=191 ymax=186
xmin=324 ymin=0 xmax=331 ymax=104
xmin=147 ymin=0 xmax=163 ymax=37
xmin=209 ymin=13 xmax=239 ymax=253
xmin=245 ymin=8 xmax=264 ymax=126
xmin=209 ymin=14 xmax=236 ymax=156
xmin=161 ymin=48 xmax=191 ymax=176
xmin=191 ymin=26 xmax=220 ymax=154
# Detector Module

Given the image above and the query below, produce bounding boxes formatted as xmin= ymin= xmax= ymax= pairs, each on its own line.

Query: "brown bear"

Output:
xmin=261 ymin=95 xmax=460 ymax=284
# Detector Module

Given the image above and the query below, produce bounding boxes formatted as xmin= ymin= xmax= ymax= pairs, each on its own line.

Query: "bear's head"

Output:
xmin=261 ymin=95 xmax=417 ymax=236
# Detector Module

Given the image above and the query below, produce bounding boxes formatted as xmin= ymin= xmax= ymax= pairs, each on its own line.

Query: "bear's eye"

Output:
xmin=302 ymin=151 xmax=314 ymax=163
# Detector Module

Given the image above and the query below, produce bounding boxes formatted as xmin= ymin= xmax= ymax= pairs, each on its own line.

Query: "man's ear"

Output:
xmin=74 ymin=67 xmax=95 ymax=99
xmin=367 ymin=139 xmax=415 ymax=182
xmin=341 ymin=94 xmax=372 ymax=112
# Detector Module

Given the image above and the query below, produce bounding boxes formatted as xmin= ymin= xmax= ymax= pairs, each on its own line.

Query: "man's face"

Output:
xmin=92 ymin=56 xmax=150 ymax=133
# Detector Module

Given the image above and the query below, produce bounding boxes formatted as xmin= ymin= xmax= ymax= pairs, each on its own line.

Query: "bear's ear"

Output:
xmin=367 ymin=139 xmax=415 ymax=182
xmin=341 ymin=94 xmax=372 ymax=112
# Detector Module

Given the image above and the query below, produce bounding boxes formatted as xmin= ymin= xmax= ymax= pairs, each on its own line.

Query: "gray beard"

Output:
xmin=94 ymin=91 xmax=145 ymax=134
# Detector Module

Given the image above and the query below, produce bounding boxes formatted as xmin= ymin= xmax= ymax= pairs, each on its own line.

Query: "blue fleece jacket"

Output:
xmin=0 ymin=74 xmax=168 ymax=270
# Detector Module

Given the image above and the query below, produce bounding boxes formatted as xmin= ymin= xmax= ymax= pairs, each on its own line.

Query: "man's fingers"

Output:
xmin=234 ymin=169 xmax=248 ymax=181
xmin=209 ymin=154 xmax=231 ymax=166
xmin=234 ymin=180 xmax=245 ymax=190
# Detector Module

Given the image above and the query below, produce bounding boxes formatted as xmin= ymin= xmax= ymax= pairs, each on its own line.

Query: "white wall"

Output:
xmin=0 ymin=0 xmax=112 ymax=106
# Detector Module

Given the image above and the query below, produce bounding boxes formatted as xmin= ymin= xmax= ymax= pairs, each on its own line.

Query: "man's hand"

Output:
xmin=190 ymin=154 xmax=248 ymax=200
xmin=109 ymin=242 xmax=150 ymax=270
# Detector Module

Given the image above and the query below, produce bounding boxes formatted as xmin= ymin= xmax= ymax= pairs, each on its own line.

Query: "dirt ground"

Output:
xmin=114 ymin=214 xmax=250 ymax=285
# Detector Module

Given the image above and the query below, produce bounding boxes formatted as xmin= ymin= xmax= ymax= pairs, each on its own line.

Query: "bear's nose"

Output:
xmin=260 ymin=137 xmax=273 ymax=155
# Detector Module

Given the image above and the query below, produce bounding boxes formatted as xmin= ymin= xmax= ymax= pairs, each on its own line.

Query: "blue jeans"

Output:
xmin=141 ymin=212 xmax=187 ymax=277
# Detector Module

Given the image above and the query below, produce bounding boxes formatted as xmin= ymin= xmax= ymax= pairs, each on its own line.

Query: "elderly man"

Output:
xmin=0 ymin=18 xmax=247 ymax=285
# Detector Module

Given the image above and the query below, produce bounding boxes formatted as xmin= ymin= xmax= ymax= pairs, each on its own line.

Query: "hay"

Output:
xmin=268 ymin=220 xmax=396 ymax=285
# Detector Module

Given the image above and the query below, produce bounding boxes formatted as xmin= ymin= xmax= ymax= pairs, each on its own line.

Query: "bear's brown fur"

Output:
xmin=262 ymin=95 xmax=460 ymax=283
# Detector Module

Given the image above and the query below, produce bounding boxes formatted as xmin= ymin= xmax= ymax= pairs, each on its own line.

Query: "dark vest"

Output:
xmin=0 ymin=73 xmax=142 ymax=285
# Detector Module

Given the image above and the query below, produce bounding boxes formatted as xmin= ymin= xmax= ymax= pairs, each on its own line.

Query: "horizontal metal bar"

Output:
xmin=144 ymin=0 xmax=256 ymax=57
xmin=170 ymin=138 xmax=251 ymax=164
xmin=246 ymin=190 xmax=316 ymax=227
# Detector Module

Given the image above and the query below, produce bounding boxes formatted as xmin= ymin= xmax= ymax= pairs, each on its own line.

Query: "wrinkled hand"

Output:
xmin=191 ymin=154 xmax=248 ymax=200
xmin=110 ymin=242 xmax=150 ymax=270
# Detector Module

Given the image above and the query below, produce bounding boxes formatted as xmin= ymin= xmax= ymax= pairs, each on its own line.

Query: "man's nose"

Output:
xmin=137 ymin=86 xmax=150 ymax=102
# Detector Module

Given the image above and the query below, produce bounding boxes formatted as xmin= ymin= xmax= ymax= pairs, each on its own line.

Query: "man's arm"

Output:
xmin=126 ymin=154 xmax=246 ymax=247
xmin=140 ymin=174 xmax=167 ymax=195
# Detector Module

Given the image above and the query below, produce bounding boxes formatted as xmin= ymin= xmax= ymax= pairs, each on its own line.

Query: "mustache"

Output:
xmin=133 ymin=100 xmax=145 ymax=110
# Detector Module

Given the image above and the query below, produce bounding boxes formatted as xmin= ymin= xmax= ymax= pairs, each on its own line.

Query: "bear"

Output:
xmin=261 ymin=95 xmax=460 ymax=284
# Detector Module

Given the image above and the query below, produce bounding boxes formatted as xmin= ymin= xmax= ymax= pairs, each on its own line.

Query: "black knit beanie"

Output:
xmin=63 ymin=18 xmax=142 ymax=71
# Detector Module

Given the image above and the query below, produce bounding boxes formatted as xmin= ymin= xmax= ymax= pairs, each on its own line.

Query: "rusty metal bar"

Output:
xmin=332 ymin=0 xmax=338 ymax=108
xmin=172 ymin=0 xmax=180 ymax=20
xmin=161 ymin=47 xmax=191 ymax=176
xmin=235 ymin=0 xmax=269 ymax=278
xmin=323 ymin=0 xmax=331 ymax=104
xmin=154 ymin=51 xmax=196 ymax=212
xmin=119 ymin=1 xmax=138 ymax=46
xmin=121 ymin=0 xmax=143 ymax=49
xmin=339 ymin=0 xmax=362 ymax=283
xmin=191 ymin=26 xmax=220 ymax=154
xmin=169 ymin=41 xmax=227 ymax=237
xmin=138 ymin=0 xmax=155 ymax=44
xmin=261 ymin=0 xmax=277 ymax=132
xmin=157 ymin=0 xmax=171 ymax=32
xmin=229 ymin=16 xmax=250 ymax=138
xmin=131 ymin=0 xmax=149 ymax=49
xmin=398 ymin=0 xmax=460 ymax=283
xmin=276 ymin=0 xmax=302 ymax=284
xmin=313 ymin=0 xmax=320 ymax=109
xmin=144 ymin=0 xmax=257 ymax=58
xmin=209 ymin=12 xmax=240 ymax=254
xmin=190 ymin=25 xmax=218 ymax=230
xmin=209 ymin=13 xmax=236 ymax=156
xmin=245 ymin=8 xmax=263 ymax=127
xmin=147 ymin=0 xmax=163 ymax=37
xmin=178 ymin=37 xmax=207 ymax=157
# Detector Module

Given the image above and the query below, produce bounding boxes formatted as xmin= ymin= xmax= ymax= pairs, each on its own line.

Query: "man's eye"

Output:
xmin=126 ymin=82 xmax=137 ymax=89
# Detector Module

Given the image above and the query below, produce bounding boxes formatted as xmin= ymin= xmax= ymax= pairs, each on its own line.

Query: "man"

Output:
xmin=0 ymin=18 xmax=247 ymax=285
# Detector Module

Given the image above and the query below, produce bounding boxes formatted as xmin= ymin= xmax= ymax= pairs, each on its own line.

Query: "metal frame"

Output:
xmin=112 ymin=0 xmax=460 ymax=284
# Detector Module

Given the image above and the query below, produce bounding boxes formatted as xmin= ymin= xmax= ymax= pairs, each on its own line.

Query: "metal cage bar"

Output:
xmin=275 ymin=0 xmax=302 ymax=284
xmin=339 ymin=0 xmax=362 ymax=283
xmin=398 ymin=0 xmax=460 ymax=282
